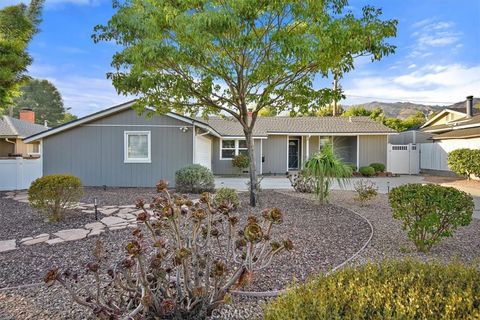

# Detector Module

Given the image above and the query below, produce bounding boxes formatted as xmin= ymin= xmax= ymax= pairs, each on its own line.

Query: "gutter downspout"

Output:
xmin=5 ymin=138 xmax=16 ymax=154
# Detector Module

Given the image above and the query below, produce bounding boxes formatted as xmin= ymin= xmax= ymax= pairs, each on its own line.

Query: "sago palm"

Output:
xmin=304 ymin=144 xmax=352 ymax=204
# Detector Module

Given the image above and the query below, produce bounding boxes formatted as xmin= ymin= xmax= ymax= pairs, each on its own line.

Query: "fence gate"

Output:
xmin=387 ymin=143 xmax=420 ymax=175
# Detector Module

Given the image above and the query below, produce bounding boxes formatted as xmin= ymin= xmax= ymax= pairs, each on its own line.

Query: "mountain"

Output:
xmin=345 ymin=98 xmax=479 ymax=119
xmin=345 ymin=101 xmax=443 ymax=119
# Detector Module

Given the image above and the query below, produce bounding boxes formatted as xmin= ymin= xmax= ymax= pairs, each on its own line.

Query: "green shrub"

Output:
xmin=448 ymin=148 xmax=480 ymax=179
xmin=231 ymin=154 xmax=250 ymax=171
xmin=175 ymin=164 xmax=215 ymax=193
xmin=359 ymin=166 xmax=375 ymax=176
xmin=264 ymin=259 xmax=480 ymax=320
xmin=346 ymin=163 xmax=357 ymax=172
xmin=369 ymin=162 xmax=385 ymax=172
xmin=213 ymin=187 xmax=240 ymax=209
xmin=353 ymin=179 xmax=378 ymax=205
xmin=389 ymin=183 xmax=473 ymax=252
xmin=28 ymin=174 xmax=83 ymax=222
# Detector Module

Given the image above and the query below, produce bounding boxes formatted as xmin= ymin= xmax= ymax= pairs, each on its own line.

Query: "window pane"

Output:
xmin=128 ymin=134 xmax=148 ymax=158
xmin=238 ymin=149 xmax=248 ymax=156
xmin=222 ymin=149 xmax=235 ymax=159
xmin=222 ymin=140 xmax=235 ymax=148
xmin=238 ymin=140 xmax=247 ymax=148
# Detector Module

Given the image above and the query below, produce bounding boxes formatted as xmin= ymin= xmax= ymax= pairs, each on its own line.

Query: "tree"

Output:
xmin=13 ymin=79 xmax=73 ymax=126
xmin=316 ymin=104 xmax=345 ymax=116
xmin=94 ymin=0 xmax=397 ymax=206
xmin=0 ymin=0 xmax=44 ymax=113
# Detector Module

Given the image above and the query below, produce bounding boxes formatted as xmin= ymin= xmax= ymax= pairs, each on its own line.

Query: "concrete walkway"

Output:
xmin=215 ymin=175 xmax=480 ymax=219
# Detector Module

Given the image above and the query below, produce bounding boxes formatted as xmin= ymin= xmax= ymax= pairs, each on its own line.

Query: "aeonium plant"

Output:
xmin=44 ymin=180 xmax=292 ymax=319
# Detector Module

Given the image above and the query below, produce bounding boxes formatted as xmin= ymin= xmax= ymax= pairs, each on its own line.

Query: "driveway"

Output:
xmin=215 ymin=175 xmax=480 ymax=219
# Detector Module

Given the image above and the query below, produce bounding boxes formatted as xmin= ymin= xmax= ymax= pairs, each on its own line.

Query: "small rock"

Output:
xmin=88 ymin=229 xmax=105 ymax=237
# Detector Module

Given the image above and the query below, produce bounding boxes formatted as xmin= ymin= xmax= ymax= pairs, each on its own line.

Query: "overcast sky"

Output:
xmin=1 ymin=0 xmax=479 ymax=117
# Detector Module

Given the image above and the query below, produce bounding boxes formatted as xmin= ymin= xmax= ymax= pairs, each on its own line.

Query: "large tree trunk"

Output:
xmin=244 ymin=130 xmax=257 ymax=207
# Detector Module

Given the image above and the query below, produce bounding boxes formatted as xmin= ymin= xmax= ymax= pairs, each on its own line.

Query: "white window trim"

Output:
xmin=124 ymin=131 xmax=151 ymax=163
xmin=220 ymin=138 xmax=248 ymax=160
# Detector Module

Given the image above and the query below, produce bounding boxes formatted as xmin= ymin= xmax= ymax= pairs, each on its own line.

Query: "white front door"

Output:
xmin=195 ymin=135 xmax=212 ymax=170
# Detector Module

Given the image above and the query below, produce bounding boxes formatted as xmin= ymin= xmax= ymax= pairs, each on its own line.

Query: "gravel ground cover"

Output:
xmin=1 ymin=189 xmax=478 ymax=319
xmin=0 ymin=189 xmax=370 ymax=319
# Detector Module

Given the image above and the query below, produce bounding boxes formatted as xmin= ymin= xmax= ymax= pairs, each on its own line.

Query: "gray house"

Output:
xmin=24 ymin=101 xmax=395 ymax=187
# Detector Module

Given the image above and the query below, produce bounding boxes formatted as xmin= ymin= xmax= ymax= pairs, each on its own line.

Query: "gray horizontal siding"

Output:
xmin=359 ymin=135 xmax=387 ymax=167
xmin=211 ymin=137 xmax=262 ymax=175
xmin=43 ymin=110 xmax=193 ymax=187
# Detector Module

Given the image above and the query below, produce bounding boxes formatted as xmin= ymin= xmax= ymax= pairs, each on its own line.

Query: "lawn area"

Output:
xmin=0 ymin=188 xmax=478 ymax=319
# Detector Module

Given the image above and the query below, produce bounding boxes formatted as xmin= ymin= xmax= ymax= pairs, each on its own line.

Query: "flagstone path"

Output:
xmin=0 ymin=191 xmax=145 ymax=253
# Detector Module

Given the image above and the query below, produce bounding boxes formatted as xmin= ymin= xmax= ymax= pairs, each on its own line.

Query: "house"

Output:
xmin=0 ymin=109 xmax=46 ymax=158
xmin=419 ymin=95 xmax=480 ymax=174
xmin=24 ymin=101 xmax=396 ymax=187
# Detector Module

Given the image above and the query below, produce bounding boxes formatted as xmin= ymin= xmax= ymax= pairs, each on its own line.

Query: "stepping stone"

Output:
xmin=0 ymin=240 xmax=17 ymax=253
xmin=34 ymin=233 xmax=49 ymax=238
xmin=117 ymin=213 xmax=136 ymax=220
xmin=119 ymin=204 xmax=136 ymax=209
xmin=118 ymin=208 xmax=134 ymax=215
xmin=101 ymin=216 xmax=126 ymax=227
xmin=85 ymin=222 xmax=105 ymax=230
xmin=127 ymin=224 xmax=137 ymax=228
xmin=20 ymin=237 xmax=33 ymax=243
xmin=109 ymin=226 xmax=126 ymax=231
xmin=22 ymin=235 xmax=50 ymax=246
xmin=54 ymin=229 xmax=89 ymax=242
xmin=100 ymin=208 xmax=119 ymax=216
xmin=82 ymin=210 xmax=95 ymax=214
xmin=46 ymin=238 xmax=65 ymax=245
xmin=88 ymin=229 xmax=105 ymax=237
xmin=102 ymin=205 xmax=117 ymax=209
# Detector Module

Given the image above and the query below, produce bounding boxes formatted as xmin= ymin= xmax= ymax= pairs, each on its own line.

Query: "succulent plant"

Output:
xmin=45 ymin=181 xmax=292 ymax=319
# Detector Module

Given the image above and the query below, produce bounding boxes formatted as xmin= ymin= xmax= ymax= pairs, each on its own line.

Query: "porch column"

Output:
xmin=306 ymin=135 xmax=310 ymax=159
xmin=356 ymin=135 xmax=360 ymax=169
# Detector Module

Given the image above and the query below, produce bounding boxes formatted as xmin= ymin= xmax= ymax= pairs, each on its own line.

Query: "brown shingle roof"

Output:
xmin=432 ymin=127 xmax=480 ymax=140
xmin=199 ymin=116 xmax=396 ymax=136
xmin=422 ymin=114 xmax=480 ymax=133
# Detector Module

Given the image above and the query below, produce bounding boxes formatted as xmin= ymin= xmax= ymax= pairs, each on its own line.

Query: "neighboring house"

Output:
xmin=24 ymin=101 xmax=395 ymax=187
xmin=388 ymin=130 xmax=433 ymax=145
xmin=0 ymin=109 xmax=46 ymax=158
xmin=419 ymin=95 xmax=480 ymax=174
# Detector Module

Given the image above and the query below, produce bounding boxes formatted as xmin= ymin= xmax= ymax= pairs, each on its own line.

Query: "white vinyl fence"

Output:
xmin=387 ymin=143 xmax=420 ymax=174
xmin=420 ymin=138 xmax=480 ymax=171
xmin=0 ymin=158 xmax=42 ymax=191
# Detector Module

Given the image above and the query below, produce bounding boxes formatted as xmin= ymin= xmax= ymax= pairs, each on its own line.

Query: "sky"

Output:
xmin=1 ymin=0 xmax=479 ymax=117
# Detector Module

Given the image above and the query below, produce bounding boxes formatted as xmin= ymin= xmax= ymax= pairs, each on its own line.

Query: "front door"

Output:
xmin=288 ymin=139 xmax=300 ymax=170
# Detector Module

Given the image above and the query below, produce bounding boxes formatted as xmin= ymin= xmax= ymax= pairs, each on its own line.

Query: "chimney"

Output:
xmin=19 ymin=108 xmax=35 ymax=123
xmin=466 ymin=96 xmax=473 ymax=118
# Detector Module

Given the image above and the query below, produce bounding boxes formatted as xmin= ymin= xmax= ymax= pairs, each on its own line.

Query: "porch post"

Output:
xmin=306 ymin=135 xmax=310 ymax=159
xmin=356 ymin=135 xmax=360 ymax=169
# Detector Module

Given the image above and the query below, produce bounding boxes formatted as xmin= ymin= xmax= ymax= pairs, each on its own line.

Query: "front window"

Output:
xmin=124 ymin=131 xmax=151 ymax=163
xmin=220 ymin=139 xmax=248 ymax=159
xmin=319 ymin=136 xmax=332 ymax=151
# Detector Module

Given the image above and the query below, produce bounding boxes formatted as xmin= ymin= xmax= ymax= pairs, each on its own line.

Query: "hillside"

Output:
xmin=345 ymin=101 xmax=444 ymax=119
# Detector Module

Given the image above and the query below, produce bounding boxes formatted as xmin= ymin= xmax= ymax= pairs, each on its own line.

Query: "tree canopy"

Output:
xmin=342 ymin=106 xmax=425 ymax=131
xmin=95 ymin=0 xmax=397 ymax=205
xmin=0 ymin=0 xmax=44 ymax=112
xmin=13 ymin=79 xmax=76 ymax=126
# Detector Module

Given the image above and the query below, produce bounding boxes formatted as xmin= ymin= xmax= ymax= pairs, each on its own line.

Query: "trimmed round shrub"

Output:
xmin=264 ymin=259 xmax=480 ymax=320
xmin=389 ymin=183 xmax=473 ymax=252
xmin=448 ymin=148 xmax=480 ymax=179
xmin=175 ymin=164 xmax=215 ymax=193
xmin=369 ymin=162 xmax=385 ymax=172
xmin=359 ymin=166 xmax=375 ymax=176
xmin=232 ymin=154 xmax=250 ymax=171
xmin=213 ymin=187 xmax=240 ymax=209
xmin=28 ymin=174 xmax=83 ymax=222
